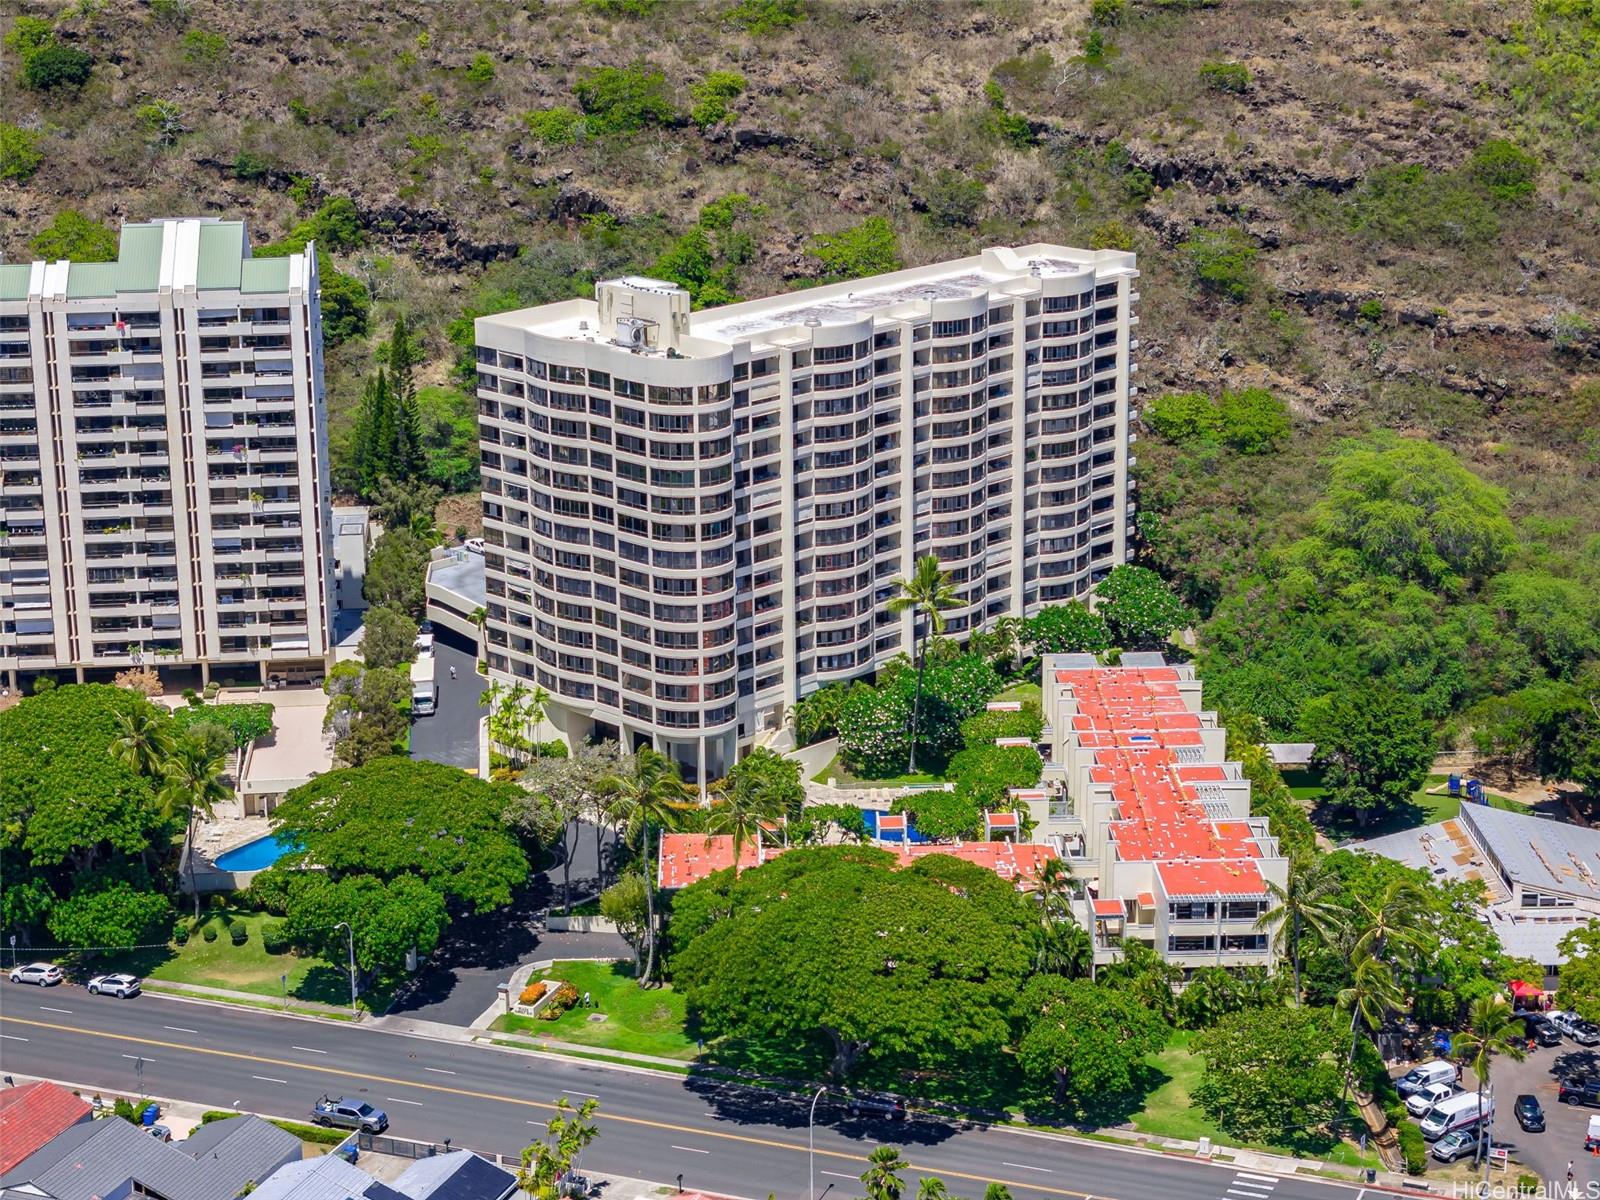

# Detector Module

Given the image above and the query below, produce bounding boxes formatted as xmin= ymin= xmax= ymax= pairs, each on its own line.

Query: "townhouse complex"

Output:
xmin=475 ymin=244 xmax=1140 ymax=781
xmin=0 ymin=219 xmax=334 ymax=689
xmin=1026 ymin=654 xmax=1287 ymax=977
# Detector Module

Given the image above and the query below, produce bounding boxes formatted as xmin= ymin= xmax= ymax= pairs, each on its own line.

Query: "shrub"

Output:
xmin=1346 ymin=164 xmax=1497 ymax=249
xmin=136 ymin=100 xmax=185 ymax=147
xmin=1090 ymin=0 xmax=1124 ymax=24
xmin=173 ymin=922 xmax=191 ymax=946
xmin=808 ymin=216 xmax=900 ymax=282
xmin=574 ymin=63 xmax=675 ymax=134
xmin=180 ymin=28 xmax=227 ymax=65
xmin=202 ymin=923 xmax=219 ymax=943
xmin=247 ymin=870 xmax=291 ymax=915
xmin=537 ymin=981 xmax=580 ymax=1019
xmin=924 ymin=168 xmax=987 ymax=229
xmin=233 ymin=150 xmax=271 ymax=181
xmin=227 ymin=919 xmax=249 ymax=945
xmin=203 ymin=680 xmax=221 ymax=700
xmin=4 ymin=16 xmax=55 ymax=60
xmin=0 ymin=123 xmax=43 ymax=182
xmin=982 ymin=81 xmax=1034 ymax=148
xmin=689 ymin=69 xmax=745 ymax=129
xmin=1356 ymin=298 xmax=1385 ymax=323
xmin=524 ymin=106 xmax=585 ymax=145
xmin=1090 ymin=220 xmax=1136 ymax=251
xmin=583 ymin=0 xmax=662 ymax=13
xmin=1143 ymin=391 xmax=1221 ymax=442
xmin=519 ymin=981 xmax=549 ymax=1006
xmin=23 ymin=42 xmax=92 ymax=90
xmin=1199 ymin=61 xmax=1250 ymax=92
xmin=32 ymin=211 xmax=118 ymax=263
xmin=261 ymin=922 xmax=290 ymax=954
xmin=724 ymin=0 xmax=802 ymax=34
xmin=1467 ymin=138 xmax=1539 ymax=203
xmin=1216 ymin=387 xmax=1289 ymax=454
xmin=532 ymin=740 xmax=569 ymax=759
xmin=465 ymin=52 xmax=495 ymax=84
xmin=1180 ymin=228 xmax=1257 ymax=302
xmin=1398 ymin=1122 xmax=1427 ymax=1174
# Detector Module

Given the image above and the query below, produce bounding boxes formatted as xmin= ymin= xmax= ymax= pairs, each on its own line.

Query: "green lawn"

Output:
xmin=88 ymin=911 xmax=391 ymax=1013
xmin=809 ymin=752 xmax=942 ymax=789
xmin=994 ymin=681 xmax=1043 ymax=704
xmin=490 ymin=960 xmax=697 ymax=1060
xmin=1288 ymin=769 xmax=1520 ymax=842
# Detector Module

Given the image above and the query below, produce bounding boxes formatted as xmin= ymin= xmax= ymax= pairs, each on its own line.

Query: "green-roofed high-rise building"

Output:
xmin=0 ymin=218 xmax=334 ymax=690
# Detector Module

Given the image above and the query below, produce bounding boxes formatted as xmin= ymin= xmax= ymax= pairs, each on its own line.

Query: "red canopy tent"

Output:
xmin=1510 ymin=979 xmax=1545 ymax=1006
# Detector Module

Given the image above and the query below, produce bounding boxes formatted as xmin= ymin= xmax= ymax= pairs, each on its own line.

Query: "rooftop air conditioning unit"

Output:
xmin=614 ymin=316 xmax=651 ymax=350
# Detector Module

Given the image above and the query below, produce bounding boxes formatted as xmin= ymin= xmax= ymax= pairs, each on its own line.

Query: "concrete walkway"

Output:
xmin=142 ymin=979 xmax=362 ymax=1020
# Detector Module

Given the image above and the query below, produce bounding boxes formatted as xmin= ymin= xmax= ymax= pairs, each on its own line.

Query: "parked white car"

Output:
xmin=8 ymin=962 xmax=62 ymax=986
xmin=1406 ymin=1081 xmax=1457 ymax=1117
xmin=86 ymin=973 xmax=142 ymax=999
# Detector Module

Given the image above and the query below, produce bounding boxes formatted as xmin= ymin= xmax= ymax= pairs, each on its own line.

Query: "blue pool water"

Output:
xmin=214 ymin=833 xmax=295 ymax=872
xmin=862 ymin=809 xmax=931 ymax=844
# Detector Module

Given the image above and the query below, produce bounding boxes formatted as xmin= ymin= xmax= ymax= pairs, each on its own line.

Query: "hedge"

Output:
xmin=203 ymin=1110 xmax=346 ymax=1145
xmin=1398 ymin=1122 xmax=1427 ymax=1175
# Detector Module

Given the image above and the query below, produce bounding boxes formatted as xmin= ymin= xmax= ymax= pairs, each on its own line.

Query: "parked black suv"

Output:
xmin=1558 ymin=1077 xmax=1600 ymax=1107
xmin=1514 ymin=1093 xmax=1546 ymax=1131
xmin=842 ymin=1093 xmax=908 ymax=1122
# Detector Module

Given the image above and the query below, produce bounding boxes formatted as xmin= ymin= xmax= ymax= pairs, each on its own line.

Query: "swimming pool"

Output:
xmin=213 ymin=833 xmax=295 ymax=872
xmin=861 ymin=809 xmax=931 ymax=844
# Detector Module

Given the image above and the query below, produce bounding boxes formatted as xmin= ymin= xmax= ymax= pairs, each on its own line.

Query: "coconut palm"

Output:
xmin=917 ymin=1179 xmax=950 ymax=1200
xmin=861 ymin=1145 xmax=910 ymax=1200
xmin=887 ymin=555 xmax=958 ymax=773
xmin=527 ymin=684 xmax=552 ymax=758
xmin=1259 ymin=855 xmax=1348 ymax=1003
xmin=110 ymin=706 xmax=174 ymax=779
xmin=1030 ymin=858 xmax=1089 ymax=975
xmin=706 ymin=777 xmax=783 ymax=877
xmin=159 ymin=735 xmax=231 ymax=918
xmin=600 ymin=747 xmax=692 ymax=984
xmin=1453 ymin=995 xmax=1527 ymax=1177
xmin=1351 ymin=878 xmax=1432 ymax=970
xmin=1334 ymin=946 xmax=1404 ymax=1133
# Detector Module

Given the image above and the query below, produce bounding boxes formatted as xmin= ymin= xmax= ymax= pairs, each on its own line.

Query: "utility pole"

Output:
xmin=334 ymin=921 xmax=357 ymax=1015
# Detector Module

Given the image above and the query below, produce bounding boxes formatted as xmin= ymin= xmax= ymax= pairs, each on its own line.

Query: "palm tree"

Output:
xmin=1334 ymin=946 xmax=1404 ymax=1134
xmin=110 ymin=707 xmax=174 ymax=779
xmin=1259 ymin=855 xmax=1348 ymax=1004
xmin=1030 ymin=858 xmax=1089 ymax=976
xmin=861 ymin=1145 xmax=909 ymax=1200
xmin=527 ymin=684 xmax=552 ymax=758
xmin=706 ymin=779 xmax=782 ymax=877
xmin=992 ymin=614 xmax=1024 ymax=675
xmin=1351 ymin=878 xmax=1432 ymax=971
xmin=600 ymin=747 xmax=692 ymax=984
xmin=887 ymin=555 xmax=958 ymax=773
xmin=159 ymin=735 xmax=231 ymax=918
xmin=469 ymin=604 xmax=488 ymax=653
xmin=1453 ymin=995 xmax=1527 ymax=1178
xmin=916 ymin=1179 xmax=950 ymax=1200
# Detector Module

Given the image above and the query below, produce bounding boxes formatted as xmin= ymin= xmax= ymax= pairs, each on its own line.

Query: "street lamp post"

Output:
xmin=808 ymin=1085 xmax=827 ymax=1200
xmin=333 ymin=921 xmax=357 ymax=1016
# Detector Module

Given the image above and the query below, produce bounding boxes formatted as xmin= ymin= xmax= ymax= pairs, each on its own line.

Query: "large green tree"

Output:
xmin=1095 ymin=564 xmax=1192 ymax=650
xmin=1301 ymin=686 xmax=1434 ymax=826
xmin=361 ymin=603 xmax=419 ymax=670
xmin=0 ymin=685 xmax=180 ymax=944
xmin=1023 ymin=602 xmax=1112 ymax=656
xmin=673 ymin=847 xmax=1033 ymax=1079
xmin=282 ymin=873 xmax=449 ymax=980
xmin=1556 ymin=926 xmax=1600 ymax=1021
xmin=266 ymin=758 xmax=528 ymax=913
xmin=1016 ymin=975 xmax=1169 ymax=1105
xmin=1192 ymin=1005 xmax=1347 ymax=1144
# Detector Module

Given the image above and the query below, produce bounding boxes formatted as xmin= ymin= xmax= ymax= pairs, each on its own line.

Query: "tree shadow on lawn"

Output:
xmin=66 ymin=942 xmax=177 ymax=984
xmin=1309 ymin=797 xmax=1433 ymax=843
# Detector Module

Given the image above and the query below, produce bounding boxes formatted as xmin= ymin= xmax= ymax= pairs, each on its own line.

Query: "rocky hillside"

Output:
xmin=4 ymin=0 xmax=1597 ymax=566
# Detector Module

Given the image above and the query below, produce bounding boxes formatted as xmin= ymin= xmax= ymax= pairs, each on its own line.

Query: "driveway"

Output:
xmin=385 ymin=819 xmax=630 ymax=1026
xmin=409 ymin=634 xmax=487 ymax=770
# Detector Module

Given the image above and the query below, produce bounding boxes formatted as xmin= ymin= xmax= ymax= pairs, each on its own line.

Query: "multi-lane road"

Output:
xmin=0 ymin=984 xmax=1364 ymax=1200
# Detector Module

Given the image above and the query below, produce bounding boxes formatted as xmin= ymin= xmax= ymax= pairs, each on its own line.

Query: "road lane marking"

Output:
xmin=387 ymin=1097 xmax=425 ymax=1106
xmin=1004 ymin=1162 xmax=1053 ymax=1173
xmin=39 ymin=1006 xmax=72 ymax=1013
xmin=564 ymin=1089 xmax=599 ymax=1098
xmin=1235 ymin=1175 xmax=1278 ymax=1185
xmin=0 ymin=1015 xmax=1116 ymax=1200
xmin=122 ymin=1054 xmax=153 ymax=1061
xmin=163 ymin=1026 xmax=199 ymax=1034
xmin=252 ymin=1075 xmax=289 ymax=1084
xmin=292 ymin=1045 xmax=327 ymax=1054
xmin=0 ymin=1034 xmax=27 ymax=1041
xmin=424 ymin=1067 xmax=456 ymax=1075
xmin=1230 ymin=1189 xmax=1273 ymax=1197
xmin=822 ymin=1172 xmax=858 ymax=1181
xmin=671 ymin=1145 xmax=710 ymax=1154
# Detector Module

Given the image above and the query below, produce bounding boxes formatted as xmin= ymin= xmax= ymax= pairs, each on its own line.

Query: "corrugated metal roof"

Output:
xmin=249 ymin=1153 xmax=372 ymax=1200
xmin=196 ymin=221 xmax=248 ymax=289
xmin=241 ymin=257 xmax=292 ymax=293
xmin=0 ymin=264 xmax=29 ymax=301
xmin=395 ymin=1151 xmax=517 ymax=1200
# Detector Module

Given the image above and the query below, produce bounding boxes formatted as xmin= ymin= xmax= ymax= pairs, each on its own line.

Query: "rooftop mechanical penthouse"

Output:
xmin=475 ymin=244 xmax=1139 ymax=782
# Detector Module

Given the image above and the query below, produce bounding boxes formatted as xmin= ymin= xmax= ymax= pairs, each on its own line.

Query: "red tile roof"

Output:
xmin=656 ymin=833 xmax=1057 ymax=890
xmin=1091 ymin=897 xmax=1125 ymax=917
xmin=0 ymin=1081 xmax=93 ymax=1173
xmin=1056 ymin=666 xmax=1269 ymax=897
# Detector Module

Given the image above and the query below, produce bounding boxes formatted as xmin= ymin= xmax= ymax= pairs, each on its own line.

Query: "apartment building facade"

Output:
xmin=0 ymin=218 xmax=333 ymax=688
xmin=475 ymin=244 xmax=1140 ymax=781
xmin=1025 ymin=654 xmax=1287 ymax=978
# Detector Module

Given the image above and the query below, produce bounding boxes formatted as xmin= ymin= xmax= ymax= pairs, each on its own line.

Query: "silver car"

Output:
xmin=87 ymin=973 xmax=142 ymax=999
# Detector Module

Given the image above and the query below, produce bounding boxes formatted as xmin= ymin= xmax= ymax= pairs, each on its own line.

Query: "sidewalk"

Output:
xmin=142 ymin=979 xmax=363 ymax=1021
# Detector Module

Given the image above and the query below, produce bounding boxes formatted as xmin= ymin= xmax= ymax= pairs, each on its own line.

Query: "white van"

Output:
xmin=1419 ymin=1091 xmax=1491 ymax=1141
xmin=1396 ymin=1060 xmax=1459 ymax=1098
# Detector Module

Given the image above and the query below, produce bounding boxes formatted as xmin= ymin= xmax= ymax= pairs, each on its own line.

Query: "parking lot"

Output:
xmin=1401 ymin=1033 xmax=1600 ymax=1188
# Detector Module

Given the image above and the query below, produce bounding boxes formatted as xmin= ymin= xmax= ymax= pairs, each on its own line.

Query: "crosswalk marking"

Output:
xmin=1234 ymin=1175 xmax=1278 ymax=1185
xmin=1225 ymin=1171 xmax=1277 ymax=1200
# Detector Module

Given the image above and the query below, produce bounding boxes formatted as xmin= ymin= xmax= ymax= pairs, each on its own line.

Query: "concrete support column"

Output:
xmin=75 ymin=665 xmax=85 ymax=683
xmin=200 ymin=661 xmax=211 ymax=686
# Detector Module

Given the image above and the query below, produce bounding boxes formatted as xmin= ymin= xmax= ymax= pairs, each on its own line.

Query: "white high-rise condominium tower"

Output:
xmin=0 ymin=218 xmax=334 ymax=689
xmin=475 ymin=243 xmax=1139 ymax=781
